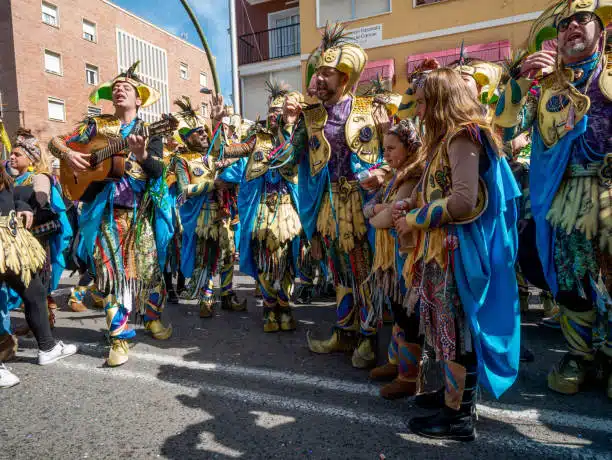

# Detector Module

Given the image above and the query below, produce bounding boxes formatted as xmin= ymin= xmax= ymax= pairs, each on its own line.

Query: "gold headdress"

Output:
xmin=306 ymin=22 xmax=367 ymax=95
xmin=266 ymin=80 xmax=290 ymax=109
xmin=450 ymin=44 xmax=503 ymax=105
xmin=173 ymin=96 xmax=210 ymax=141
xmin=89 ymin=61 xmax=161 ymax=108
xmin=527 ymin=0 xmax=611 ymax=52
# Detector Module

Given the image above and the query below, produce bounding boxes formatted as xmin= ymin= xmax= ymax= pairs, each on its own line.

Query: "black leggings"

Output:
xmin=1 ymin=271 xmax=56 ymax=352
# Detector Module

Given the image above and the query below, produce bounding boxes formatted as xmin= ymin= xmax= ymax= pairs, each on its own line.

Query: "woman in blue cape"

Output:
xmin=394 ymin=68 xmax=520 ymax=442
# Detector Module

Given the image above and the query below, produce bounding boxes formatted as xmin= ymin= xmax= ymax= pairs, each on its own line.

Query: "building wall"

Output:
xmin=2 ymin=0 xmax=213 ymax=150
xmin=0 ymin=0 xmax=21 ymax=145
xmin=237 ymin=0 xmax=292 ymax=36
xmin=299 ymin=0 xmax=552 ymax=93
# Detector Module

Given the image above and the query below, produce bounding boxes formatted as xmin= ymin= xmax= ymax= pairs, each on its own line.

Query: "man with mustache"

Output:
xmin=48 ymin=62 xmax=174 ymax=367
xmin=296 ymin=24 xmax=401 ymax=368
xmin=495 ymin=0 xmax=612 ymax=398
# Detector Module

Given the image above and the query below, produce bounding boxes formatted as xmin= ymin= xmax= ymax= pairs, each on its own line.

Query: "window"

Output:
xmin=116 ymin=29 xmax=170 ymax=124
xmin=87 ymin=106 xmax=102 ymax=117
xmin=199 ymin=72 xmax=208 ymax=88
xmin=180 ymin=63 xmax=189 ymax=80
xmin=317 ymin=0 xmax=390 ymax=27
xmin=44 ymin=50 xmax=62 ymax=75
xmin=48 ymin=97 xmax=65 ymax=121
xmin=200 ymin=103 xmax=208 ymax=117
xmin=85 ymin=64 xmax=99 ymax=85
xmin=414 ymin=0 xmax=448 ymax=6
xmin=42 ymin=2 xmax=58 ymax=27
xmin=83 ymin=19 xmax=97 ymax=42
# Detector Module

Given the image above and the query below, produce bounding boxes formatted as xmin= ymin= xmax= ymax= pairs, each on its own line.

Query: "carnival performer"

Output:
xmin=298 ymin=24 xmax=400 ymax=369
xmin=495 ymin=0 xmax=612 ymax=398
xmin=0 ymin=161 xmax=77 ymax=388
xmin=48 ymin=62 xmax=174 ymax=367
xmin=173 ymin=96 xmax=246 ymax=317
xmin=162 ymin=133 xmax=184 ymax=304
xmin=364 ymin=119 xmax=424 ymax=399
xmin=394 ymin=67 xmax=520 ymax=441
xmin=218 ymin=83 xmax=304 ymax=332
xmin=5 ymin=128 xmax=72 ymax=329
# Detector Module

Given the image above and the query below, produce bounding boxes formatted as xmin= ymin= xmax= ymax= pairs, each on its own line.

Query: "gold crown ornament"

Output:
xmin=89 ymin=61 xmax=161 ymax=108
xmin=306 ymin=23 xmax=367 ymax=96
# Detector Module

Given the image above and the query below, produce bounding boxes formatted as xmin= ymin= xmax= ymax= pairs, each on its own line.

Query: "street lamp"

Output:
xmin=200 ymin=87 xmax=213 ymax=95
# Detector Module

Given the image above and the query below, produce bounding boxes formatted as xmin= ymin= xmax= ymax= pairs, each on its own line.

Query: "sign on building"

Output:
xmin=346 ymin=24 xmax=383 ymax=48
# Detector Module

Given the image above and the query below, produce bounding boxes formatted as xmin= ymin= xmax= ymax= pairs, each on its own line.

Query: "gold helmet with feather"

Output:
xmin=306 ymin=23 xmax=367 ymax=95
xmin=173 ymin=96 xmax=211 ymax=142
xmin=89 ymin=61 xmax=160 ymax=108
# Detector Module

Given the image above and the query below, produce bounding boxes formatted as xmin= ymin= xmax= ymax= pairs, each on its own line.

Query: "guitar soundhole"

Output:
xmin=89 ymin=153 xmax=98 ymax=168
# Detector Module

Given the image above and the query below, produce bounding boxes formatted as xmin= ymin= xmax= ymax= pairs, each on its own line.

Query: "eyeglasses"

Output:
xmin=557 ymin=11 xmax=598 ymax=32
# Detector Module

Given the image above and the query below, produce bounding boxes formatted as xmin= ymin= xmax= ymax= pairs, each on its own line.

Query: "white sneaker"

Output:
xmin=38 ymin=341 xmax=78 ymax=366
xmin=0 ymin=364 xmax=20 ymax=388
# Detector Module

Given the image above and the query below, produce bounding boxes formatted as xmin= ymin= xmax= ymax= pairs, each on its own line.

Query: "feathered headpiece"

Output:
xmin=527 ymin=0 xmax=611 ymax=53
xmin=306 ymin=22 xmax=367 ymax=96
xmin=173 ymin=96 xmax=209 ymax=141
xmin=89 ymin=61 xmax=161 ymax=108
xmin=266 ymin=80 xmax=290 ymax=109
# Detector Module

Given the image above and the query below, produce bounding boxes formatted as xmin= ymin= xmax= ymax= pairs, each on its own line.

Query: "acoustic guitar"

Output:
xmin=60 ymin=114 xmax=179 ymax=200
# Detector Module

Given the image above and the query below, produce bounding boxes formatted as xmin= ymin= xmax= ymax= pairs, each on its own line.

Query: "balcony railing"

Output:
xmin=239 ymin=23 xmax=300 ymax=66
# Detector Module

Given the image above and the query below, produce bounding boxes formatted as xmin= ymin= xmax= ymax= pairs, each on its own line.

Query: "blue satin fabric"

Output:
xmin=529 ymin=117 xmax=589 ymax=296
xmin=179 ymin=192 xmax=209 ymax=278
xmin=453 ymin=135 xmax=521 ymax=398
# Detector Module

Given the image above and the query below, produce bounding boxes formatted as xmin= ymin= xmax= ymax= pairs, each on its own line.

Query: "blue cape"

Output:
xmin=529 ymin=117 xmax=589 ymax=296
xmin=453 ymin=135 xmax=521 ymax=399
xmin=179 ymin=192 xmax=209 ymax=278
xmin=78 ymin=175 xmax=173 ymax=274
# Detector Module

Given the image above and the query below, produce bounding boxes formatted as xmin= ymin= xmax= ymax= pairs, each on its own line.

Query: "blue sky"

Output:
xmin=113 ymin=0 xmax=233 ymax=102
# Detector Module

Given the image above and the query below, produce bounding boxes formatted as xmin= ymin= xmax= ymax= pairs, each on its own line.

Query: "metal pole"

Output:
xmin=178 ymin=0 xmax=221 ymax=95
xmin=229 ymin=0 xmax=241 ymax=114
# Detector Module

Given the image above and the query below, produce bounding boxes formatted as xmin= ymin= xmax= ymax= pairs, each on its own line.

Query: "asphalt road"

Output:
xmin=1 ymin=270 xmax=611 ymax=460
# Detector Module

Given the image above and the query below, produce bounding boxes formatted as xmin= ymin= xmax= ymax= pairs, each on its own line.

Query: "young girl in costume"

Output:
xmin=8 ymin=128 xmax=72 ymax=328
xmin=0 ymin=161 xmax=77 ymax=388
xmin=364 ymin=119 xmax=424 ymax=399
xmin=394 ymin=68 xmax=520 ymax=441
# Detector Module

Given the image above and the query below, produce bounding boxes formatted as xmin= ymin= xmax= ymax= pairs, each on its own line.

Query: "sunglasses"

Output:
xmin=557 ymin=11 xmax=598 ymax=32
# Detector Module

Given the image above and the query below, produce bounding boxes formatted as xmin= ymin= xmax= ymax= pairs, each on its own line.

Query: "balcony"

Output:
xmin=239 ymin=23 xmax=300 ymax=66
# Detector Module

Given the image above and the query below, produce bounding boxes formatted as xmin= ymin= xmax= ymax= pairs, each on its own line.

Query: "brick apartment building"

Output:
xmin=0 ymin=0 xmax=215 ymax=157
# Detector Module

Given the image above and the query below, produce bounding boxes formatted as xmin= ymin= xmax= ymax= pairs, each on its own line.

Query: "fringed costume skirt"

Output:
xmin=0 ymin=211 xmax=46 ymax=287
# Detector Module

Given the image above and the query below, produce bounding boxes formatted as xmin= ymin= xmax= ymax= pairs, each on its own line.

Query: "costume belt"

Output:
xmin=0 ymin=210 xmax=22 ymax=236
xmin=330 ymin=176 xmax=360 ymax=203
xmin=260 ymin=192 xmax=292 ymax=210
xmin=565 ymin=163 xmax=602 ymax=178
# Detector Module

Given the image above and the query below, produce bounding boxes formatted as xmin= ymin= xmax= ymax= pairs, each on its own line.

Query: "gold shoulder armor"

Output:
xmin=346 ymin=96 xmax=380 ymax=165
xmin=303 ymin=103 xmax=330 ymax=177
xmin=245 ymin=132 xmax=274 ymax=182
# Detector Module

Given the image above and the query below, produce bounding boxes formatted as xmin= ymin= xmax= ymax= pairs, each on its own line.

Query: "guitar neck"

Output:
xmin=95 ymin=125 xmax=151 ymax=163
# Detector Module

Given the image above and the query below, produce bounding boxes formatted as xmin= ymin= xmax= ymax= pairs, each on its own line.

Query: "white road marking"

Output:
xmin=56 ymin=359 xmax=610 ymax=459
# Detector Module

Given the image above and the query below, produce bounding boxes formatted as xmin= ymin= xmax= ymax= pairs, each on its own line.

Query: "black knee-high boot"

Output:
xmin=409 ymin=360 xmax=477 ymax=442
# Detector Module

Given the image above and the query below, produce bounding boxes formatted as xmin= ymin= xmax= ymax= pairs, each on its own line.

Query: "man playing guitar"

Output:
xmin=48 ymin=61 xmax=174 ymax=367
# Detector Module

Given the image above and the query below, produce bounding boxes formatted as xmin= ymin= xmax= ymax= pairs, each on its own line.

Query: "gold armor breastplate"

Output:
xmin=304 ymin=96 xmax=382 ymax=177
xmin=538 ymin=69 xmax=590 ymax=148
xmin=246 ymin=133 xmax=275 ymax=182
xmin=422 ymin=129 xmax=489 ymax=224
xmin=186 ymin=154 xmax=215 ymax=185
xmin=91 ymin=115 xmax=150 ymax=181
